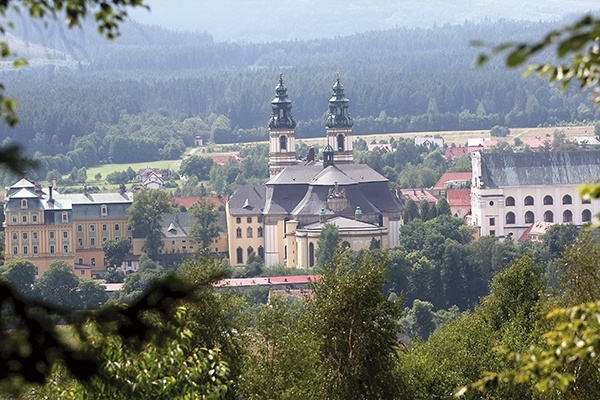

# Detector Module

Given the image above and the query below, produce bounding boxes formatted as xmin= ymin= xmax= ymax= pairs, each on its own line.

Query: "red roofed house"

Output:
xmin=211 ymin=153 xmax=242 ymax=165
xmin=432 ymin=172 xmax=471 ymax=197
xmin=397 ymin=188 xmax=437 ymax=208
xmin=447 ymin=189 xmax=471 ymax=219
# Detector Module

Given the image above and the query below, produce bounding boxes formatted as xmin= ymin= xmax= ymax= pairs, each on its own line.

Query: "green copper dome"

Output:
xmin=326 ymin=73 xmax=354 ymax=129
xmin=268 ymin=73 xmax=297 ymax=130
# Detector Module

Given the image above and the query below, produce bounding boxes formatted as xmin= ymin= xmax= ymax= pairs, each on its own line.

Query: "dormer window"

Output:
xmin=61 ymin=212 xmax=69 ymax=223
xmin=101 ymin=205 xmax=108 ymax=217
xmin=21 ymin=199 xmax=27 ymax=209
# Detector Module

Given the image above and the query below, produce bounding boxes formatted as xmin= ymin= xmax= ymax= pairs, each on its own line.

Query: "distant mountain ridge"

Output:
xmin=129 ymin=0 xmax=599 ymax=42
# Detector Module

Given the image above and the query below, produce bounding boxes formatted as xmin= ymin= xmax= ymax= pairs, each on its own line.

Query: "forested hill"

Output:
xmin=0 ymin=17 xmax=596 ymax=182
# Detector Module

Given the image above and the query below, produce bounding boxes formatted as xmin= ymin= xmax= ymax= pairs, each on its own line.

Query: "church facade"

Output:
xmin=227 ymin=75 xmax=404 ymax=268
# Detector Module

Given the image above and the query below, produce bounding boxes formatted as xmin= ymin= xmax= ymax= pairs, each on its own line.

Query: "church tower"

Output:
xmin=326 ymin=73 xmax=354 ymax=164
xmin=268 ymin=73 xmax=297 ymax=177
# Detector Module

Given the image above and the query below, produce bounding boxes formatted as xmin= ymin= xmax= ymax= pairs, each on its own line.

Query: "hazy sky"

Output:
xmin=128 ymin=0 xmax=599 ymax=42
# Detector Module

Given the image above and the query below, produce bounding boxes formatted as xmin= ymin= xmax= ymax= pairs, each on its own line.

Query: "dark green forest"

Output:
xmin=0 ymin=17 xmax=596 ymax=183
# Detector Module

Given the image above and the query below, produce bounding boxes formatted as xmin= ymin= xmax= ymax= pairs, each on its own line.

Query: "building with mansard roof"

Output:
xmin=227 ymin=74 xmax=403 ymax=268
xmin=4 ymin=180 xmax=133 ymax=277
xmin=470 ymin=150 xmax=600 ymax=239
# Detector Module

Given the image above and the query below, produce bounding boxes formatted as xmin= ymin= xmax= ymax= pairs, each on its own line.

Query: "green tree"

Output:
xmin=189 ymin=198 xmax=222 ymax=249
xmin=127 ymin=189 xmax=171 ymax=259
xmin=2 ymin=258 xmax=37 ymax=296
xmin=315 ymin=223 xmax=340 ymax=271
xmin=306 ymin=250 xmax=401 ymax=399
xmin=436 ymin=197 xmax=451 ymax=216
xmin=37 ymin=261 xmax=80 ymax=309
xmin=402 ymin=198 xmax=420 ymax=223
xmin=239 ymin=295 xmax=318 ymax=399
xmin=490 ymin=125 xmax=510 ymax=137
xmin=78 ymin=279 xmax=108 ymax=310
xmin=179 ymin=155 xmax=215 ymax=181
xmin=120 ymin=254 xmax=166 ymax=302
xmin=102 ymin=237 xmax=132 ymax=269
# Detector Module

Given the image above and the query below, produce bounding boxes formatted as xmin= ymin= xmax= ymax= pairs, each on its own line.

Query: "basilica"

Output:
xmin=226 ymin=74 xmax=404 ymax=268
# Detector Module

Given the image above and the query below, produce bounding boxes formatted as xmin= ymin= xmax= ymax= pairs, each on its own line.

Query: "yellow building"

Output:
xmin=4 ymin=180 xmax=132 ymax=277
xmin=470 ymin=151 xmax=600 ymax=239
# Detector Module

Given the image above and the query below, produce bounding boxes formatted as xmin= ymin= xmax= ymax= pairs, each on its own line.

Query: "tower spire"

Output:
xmin=326 ymin=72 xmax=354 ymax=164
xmin=268 ymin=73 xmax=298 ymax=177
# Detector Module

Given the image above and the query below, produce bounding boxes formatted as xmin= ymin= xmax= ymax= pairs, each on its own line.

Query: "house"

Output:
xmin=367 ymin=143 xmax=393 ymax=153
xmin=574 ymin=136 xmax=600 ymax=147
xmin=432 ymin=172 xmax=471 ymax=197
xmin=447 ymin=189 xmax=471 ymax=219
xmin=142 ymin=171 xmax=164 ymax=189
xmin=415 ymin=137 xmax=444 ymax=149
xmin=397 ymin=189 xmax=437 ymax=208
xmin=227 ymin=74 xmax=403 ymax=268
xmin=132 ymin=211 xmax=228 ymax=256
xmin=172 ymin=196 xmax=228 ymax=211
xmin=4 ymin=180 xmax=133 ymax=277
xmin=526 ymin=136 xmax=552 ymax=149
xmin=470 ymin=151 xmax=600 ymax=239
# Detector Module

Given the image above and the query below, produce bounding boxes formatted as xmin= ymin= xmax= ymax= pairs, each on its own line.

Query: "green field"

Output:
xmin=86 ymin=159 xmax=181 ymax=181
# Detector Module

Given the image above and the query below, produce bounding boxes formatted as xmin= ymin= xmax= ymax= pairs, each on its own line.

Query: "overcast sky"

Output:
xmin=128 ymin=0 xmax=600 ymax=42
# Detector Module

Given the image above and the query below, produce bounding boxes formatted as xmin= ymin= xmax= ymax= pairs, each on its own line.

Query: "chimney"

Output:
xmin=34 ymin=182 xmax=42 ymax=197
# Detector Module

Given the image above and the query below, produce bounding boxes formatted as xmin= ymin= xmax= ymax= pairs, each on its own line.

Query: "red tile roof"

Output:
xmin=433 ymin=172 xmax=472 ymax=190
xmin=215 ymin=275 xmax=321 ymax=288
xmin=447 ymin=189 xmax=471 ymax=206
xmin=398 ymin=188 xmax=437 ymax=204
xmin=211 ymin=153 xmax=242 ymax=165
xmin=172 ymin=196 xmax=228 ymax=209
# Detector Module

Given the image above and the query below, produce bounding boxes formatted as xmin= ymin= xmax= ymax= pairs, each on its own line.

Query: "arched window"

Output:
xmin=378 ymin=214 xmax=384 ymax=227
xmin=284 ymin=245 xmax=287 ymax=260
xmin=236 ymin=247 xmax=243 ymax=264
xmin=505 ymin=196 xmax=515 ymax=206
xmin=544 ymin=210 xmax=554 ymax=222
xmin=309 ymin=243 xmax=315 ymax=267
xmin=247 ymin=227 xmax=253 ymax=238
xmin=337 ymin=134 xmax=345 ymax=151
xmin=582 ymin=209 xmax=592 ymax=223
xmin=247 ymin=246 xmax=254 ymax=257
xmin=279 ymin=135 xmax=287 ymax=150
xmin=505 ymin=212 xmax=515 ymax=224
xmin=524 ymin=196 xmax=534 ymax=206
xmin=562 ymin=195 xmax=572 ymax=205
xmin=101 ymin=205 xmax=108 ymax=216
xmin=543 ymin=195 xmax=553 ymax=205
xmin=258 ymin=246 xmax=264 ymax=259
xmin=21 ymin=199 xmax=27 ymax=209
xmin=525 ymin=211 xmax=535 ymax=223
xmin=563 ymin=210 xmax=573 ymax=223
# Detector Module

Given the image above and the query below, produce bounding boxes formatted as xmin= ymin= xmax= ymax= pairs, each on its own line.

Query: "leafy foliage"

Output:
xmin=189 ymin=198 xmax=222 ymax=249
xmin=127 ymin=189 xmax=172 ymax=258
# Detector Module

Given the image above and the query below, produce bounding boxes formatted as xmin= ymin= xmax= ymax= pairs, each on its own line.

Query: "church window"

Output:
xmin=258 ymin=246 xmax=264 ymax=259
xmin=583 ymin=198 xmax=591 ymax=204
xmin=337 ymin=134 xmax=345 ymax=151
xmin=378 ymin=214 xmax=384 ymax=227
xmin=21 ymin=199 xmax=27 ymax=209
xmin=544 ymin=210 xmax=554 ymax=223
xmin=279 ymin=135 xmax=287 ymax=150
xmin=525 ymin=211 xmax=535 ymax=223
xmin=505 ymin=196 xmax=515 ymax=206
xmin=505 ymin=212 xmax=515 ymax=224
xmin=582 ymin=209 xmax=592 ymax=222
xmin=236 ymin=247 xmax=243 ymax=264
xmin=247 ymin=227 xmax=253 ymax=238
xmin=247 ymin=246 xmax=254 ymax=257
xmin=563 ymin=210 xmax=573 ymax=223
xmin=562 ymin=195 xmax=572 ymax=205
xmin=543 ymin=195 xmax=553 ymax=205
xmin=309 ymin=243 xmax=315 ymax=267
xmin=524 ymin=196 xmax=534 ymax=206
